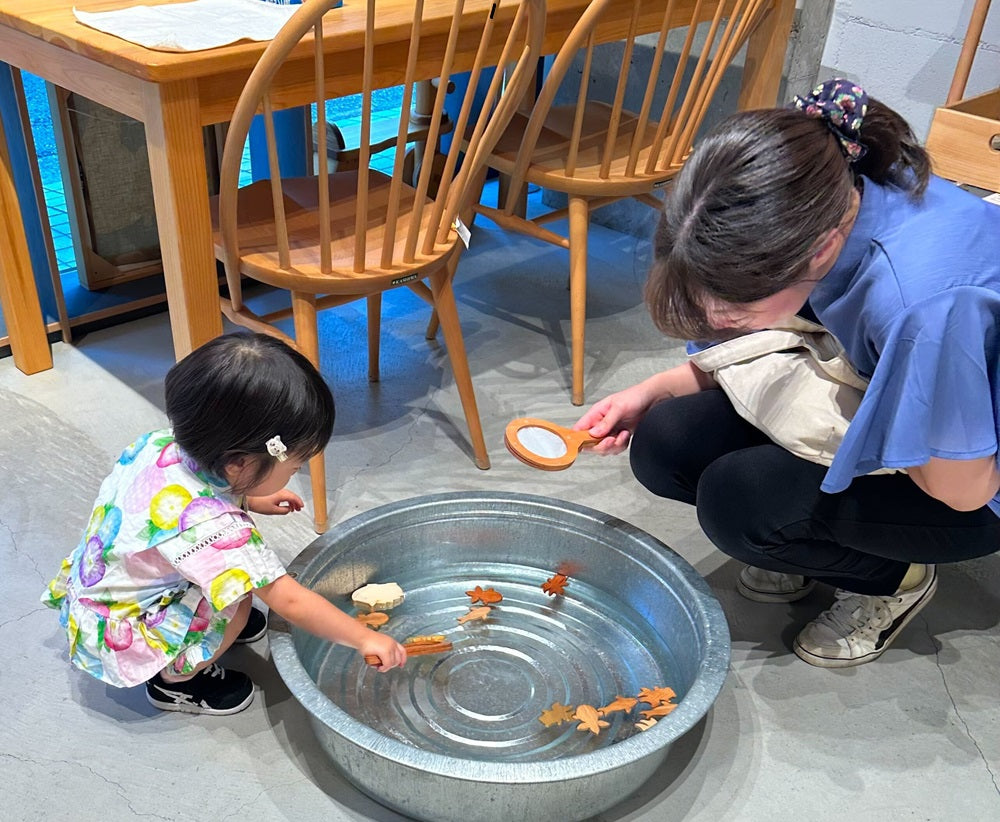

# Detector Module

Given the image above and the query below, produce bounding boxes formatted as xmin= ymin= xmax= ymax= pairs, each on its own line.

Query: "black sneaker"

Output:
xmin=235 ymin=606 xmax=267 ymax=644
xmin=146 ymin=664 xmax=254 ymax=715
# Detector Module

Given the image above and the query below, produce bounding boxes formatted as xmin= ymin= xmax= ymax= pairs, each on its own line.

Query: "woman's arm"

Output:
xmin=574 ymin=361 xmax=718 ymax=455
xmin=907 ymin=455 xmax=1000 ymax=511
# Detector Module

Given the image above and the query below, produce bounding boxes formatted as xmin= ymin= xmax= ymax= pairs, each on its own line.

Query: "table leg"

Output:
xmin=738 ymin=0 xmax=797 ymax=110
xmin=142 ymin=79 xmax=222 ymax=361
xmin=0 ymin=94 xmax=51 ymax=374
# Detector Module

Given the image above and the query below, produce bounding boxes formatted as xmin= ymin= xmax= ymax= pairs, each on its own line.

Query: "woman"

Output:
xmin=575 ymin=79 xmax=1000 ymax=667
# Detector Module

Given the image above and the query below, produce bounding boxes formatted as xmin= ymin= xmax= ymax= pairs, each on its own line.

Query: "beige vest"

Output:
xmin=689 ymin=317 xmax=894 ymax=473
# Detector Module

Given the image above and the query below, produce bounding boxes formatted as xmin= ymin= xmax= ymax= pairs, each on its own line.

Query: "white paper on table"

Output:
xmin=73 ymin=0 xmax=303 ymax=52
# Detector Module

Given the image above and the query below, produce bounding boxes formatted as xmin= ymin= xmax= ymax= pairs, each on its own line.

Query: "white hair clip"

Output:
xmin=265 ymin=436 xmax=288 ymax=462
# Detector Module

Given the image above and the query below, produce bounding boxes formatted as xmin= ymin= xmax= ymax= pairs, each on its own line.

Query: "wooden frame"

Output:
xmin=925 ymin=0 xmax=1000 ymax=192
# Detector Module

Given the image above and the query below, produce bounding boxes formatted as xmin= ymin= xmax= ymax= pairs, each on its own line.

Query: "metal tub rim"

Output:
xmin=268 ymin=490 xmax=730 ymax=785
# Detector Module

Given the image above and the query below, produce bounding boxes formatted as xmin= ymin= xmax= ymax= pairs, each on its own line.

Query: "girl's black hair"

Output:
xmin=164 ymin=332 xmax=335 ymax=494
xmin=645 ymin=94 xmax=930 ymax=342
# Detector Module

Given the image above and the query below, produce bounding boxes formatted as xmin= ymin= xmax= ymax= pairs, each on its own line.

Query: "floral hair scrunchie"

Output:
xmin=791 ymin=78 xmax=868 ymax=162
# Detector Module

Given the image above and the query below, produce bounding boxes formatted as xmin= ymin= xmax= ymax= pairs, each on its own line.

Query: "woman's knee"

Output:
xmin=695 ymin=447 xmax=819 ymax=564
xmin=629 ymin=396 xmax=716 ymax=501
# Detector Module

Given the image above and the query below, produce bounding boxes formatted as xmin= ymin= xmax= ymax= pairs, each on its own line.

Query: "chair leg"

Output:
xmin=425 ymin=161 xmax=490 ymax=342
xmin=461 ymin=160 xmax=490 ymax=230
xmin=367 ymin=294 xmax=381 ymax=382
xmin=291 ymin=290 xmax=329 ymax=534
xmin=429 ymin=257 xmax=490 ymax=470
xmin=567 ymin=195 xmax=589 ymax=406
xmin=425 ymin=309 xmax=440 ymax=340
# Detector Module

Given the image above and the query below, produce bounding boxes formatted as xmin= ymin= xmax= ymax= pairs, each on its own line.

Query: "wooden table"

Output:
xmin=0 ymin=0 xmax=794 ymax=372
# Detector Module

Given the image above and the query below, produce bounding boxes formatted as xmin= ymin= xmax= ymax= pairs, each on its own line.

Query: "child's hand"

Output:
xmin=247 ymin=490 xmax=304 ymax=515
xmin=360 ymin=632 xmax=408 ymax=672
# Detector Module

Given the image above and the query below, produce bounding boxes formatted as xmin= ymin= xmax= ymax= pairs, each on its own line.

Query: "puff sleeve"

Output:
xmin=154 ymin=501 xmax=287 ymax=611
xmin=822 ymin=287 xmax=1000 ymax=492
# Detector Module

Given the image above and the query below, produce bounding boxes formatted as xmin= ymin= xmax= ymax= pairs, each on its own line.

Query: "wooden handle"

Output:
xmin=365 ymin=640 xmax=453 ymax=666
xmin=563 ymin=427 xmax=601 ymax=450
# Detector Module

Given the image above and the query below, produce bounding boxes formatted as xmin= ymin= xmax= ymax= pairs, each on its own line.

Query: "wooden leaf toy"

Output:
xmin=352 ymin=582 xmax=404 ymax=611
xmin=457 ymin=605 xmax=492 ymax=624
xmin=637 ymin=686 xmax=677 ymax=706
xmin=599 ymin=695 xmax=638 ymax=715
xmin=355 ymin=611 xmax=389 ymax=628
xmin=640 ymin=703 xmax=677 ymax=719
xmin=538 ymin=702 xmax=576 ymax=727
xmin=635 ymin=717 xmax=659 ymax=732
xmin=465 ymin=585 xmax=503 ymax=605
xmin=573 ymin=704 xmax=610 ymax=735
xmin=542 ymin=573 xmax=569 ymax=597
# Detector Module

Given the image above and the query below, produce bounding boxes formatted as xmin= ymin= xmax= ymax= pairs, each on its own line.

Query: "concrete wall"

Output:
xmin=820 ymin=0 xmax=1000 ymax=141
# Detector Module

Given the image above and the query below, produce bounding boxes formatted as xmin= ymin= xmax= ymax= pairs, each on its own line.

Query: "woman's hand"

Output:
xmin=247 ymin=490 xmax=304 ymax=515
xmin=573 ymin=362 xmax=718 ymax=456
xmin=359 ymin=632 xmax=408 ymax=672
xmin=573 ymin=384 xmax=654 ymax=455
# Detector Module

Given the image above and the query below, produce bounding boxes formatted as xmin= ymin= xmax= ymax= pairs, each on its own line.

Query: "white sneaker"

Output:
xmin=737 ymin=565 xmax=816 ymax=603
xmin=793 ymin=565 xmax=937 ymax=668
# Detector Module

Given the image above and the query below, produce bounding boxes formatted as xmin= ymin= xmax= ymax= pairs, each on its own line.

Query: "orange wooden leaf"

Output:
xmin=538 ymin=702 xmax=575 ymax=727
xmin=637 ymin=686 xmax=676 ymax=706
xmin=573 ymin=704 xmax=610 ymax=735
xmin=541 ymin=573 xmax=569 ymax=597
xmin=465 ymin=585 xmax=503 ymax=605
xmin=599 ymin=695 xmax=638 ymax=715
xmin=635 ymin=717 xmax=659 ymax=732
xmin=457 ymin=605 xmax=492 ymax=624
xmin=355 ymin=611 xmax=389 ymax=628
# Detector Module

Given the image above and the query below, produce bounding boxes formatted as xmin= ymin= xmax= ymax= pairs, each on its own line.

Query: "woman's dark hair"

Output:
xmin=164 ymin=332 xmax=335 ymax=494
xmin=645 ymin=95 xmax=930 ymax=341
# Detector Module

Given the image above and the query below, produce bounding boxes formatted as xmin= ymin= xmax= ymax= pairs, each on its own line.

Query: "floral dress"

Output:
xmin=41 ymin=430 xmax=286 ymax=688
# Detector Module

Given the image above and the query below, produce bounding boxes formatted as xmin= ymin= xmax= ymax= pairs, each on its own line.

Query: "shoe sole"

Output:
xmin=793 ymin=573 xmax=938 ymax=668
xmin=234 ymin=627 xmax=267 ymax=644
xmin=737 ymin=577 xmax=817 ymax=604
xmin=146 ymin=688 xmax=255 ymax=716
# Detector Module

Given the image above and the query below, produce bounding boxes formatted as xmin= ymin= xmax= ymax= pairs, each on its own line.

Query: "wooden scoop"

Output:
xmin=365 ymin=636 xmax=454 ymax=666
xmin=504 ymin=417 xmax=600 ymax=470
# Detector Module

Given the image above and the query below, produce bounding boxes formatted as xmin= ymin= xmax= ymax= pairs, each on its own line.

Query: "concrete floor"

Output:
xmin=3 ymin=203 xmax=999 ymax=821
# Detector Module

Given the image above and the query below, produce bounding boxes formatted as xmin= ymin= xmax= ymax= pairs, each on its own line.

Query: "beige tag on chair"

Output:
xmin=453 ymin=217 xmax=471 ymax=248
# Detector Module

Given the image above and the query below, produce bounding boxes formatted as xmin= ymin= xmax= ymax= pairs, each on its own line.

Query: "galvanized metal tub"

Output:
xmin=269 ymin=491 xmax=729 ymax=822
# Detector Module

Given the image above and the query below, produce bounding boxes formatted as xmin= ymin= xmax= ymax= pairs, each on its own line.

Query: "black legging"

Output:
xmin=629 ymin=390 xmax=1000 ymax=595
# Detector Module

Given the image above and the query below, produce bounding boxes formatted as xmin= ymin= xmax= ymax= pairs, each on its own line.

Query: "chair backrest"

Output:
xmin=503 ymin=0 xmax=774 ymax=199
xmin=218 ymin=0 xmax=546 ymax=308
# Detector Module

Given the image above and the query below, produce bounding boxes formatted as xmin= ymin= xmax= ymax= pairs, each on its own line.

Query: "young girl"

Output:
xmin=575 ymin=79 xmax=1000 ymax=668
xmin=42 ymin=332 xmax=406 ymax=715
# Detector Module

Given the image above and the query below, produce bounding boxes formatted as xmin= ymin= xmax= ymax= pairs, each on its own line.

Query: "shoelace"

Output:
xmin=817 ymin=591 xmax=894 ymax=641
xmin=204 ymin=664 xmax=226 ymax=680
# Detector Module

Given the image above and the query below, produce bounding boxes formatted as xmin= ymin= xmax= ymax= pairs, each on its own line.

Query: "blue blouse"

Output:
xmin=809 ymin=175 xmax=1000 ymax=515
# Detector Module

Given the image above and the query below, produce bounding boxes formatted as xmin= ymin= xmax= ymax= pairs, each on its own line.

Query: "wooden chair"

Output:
xmin=211 ymin=0 xmax=546 ymax=532
xmin=464 ymin=0 xmax=780 ymax=405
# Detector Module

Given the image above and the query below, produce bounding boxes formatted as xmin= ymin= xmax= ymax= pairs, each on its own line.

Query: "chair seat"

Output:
xmin=211 ymin=170 xmax=457 ymax=296
xmin=485 ymin=102 xmax=683 ymax=197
